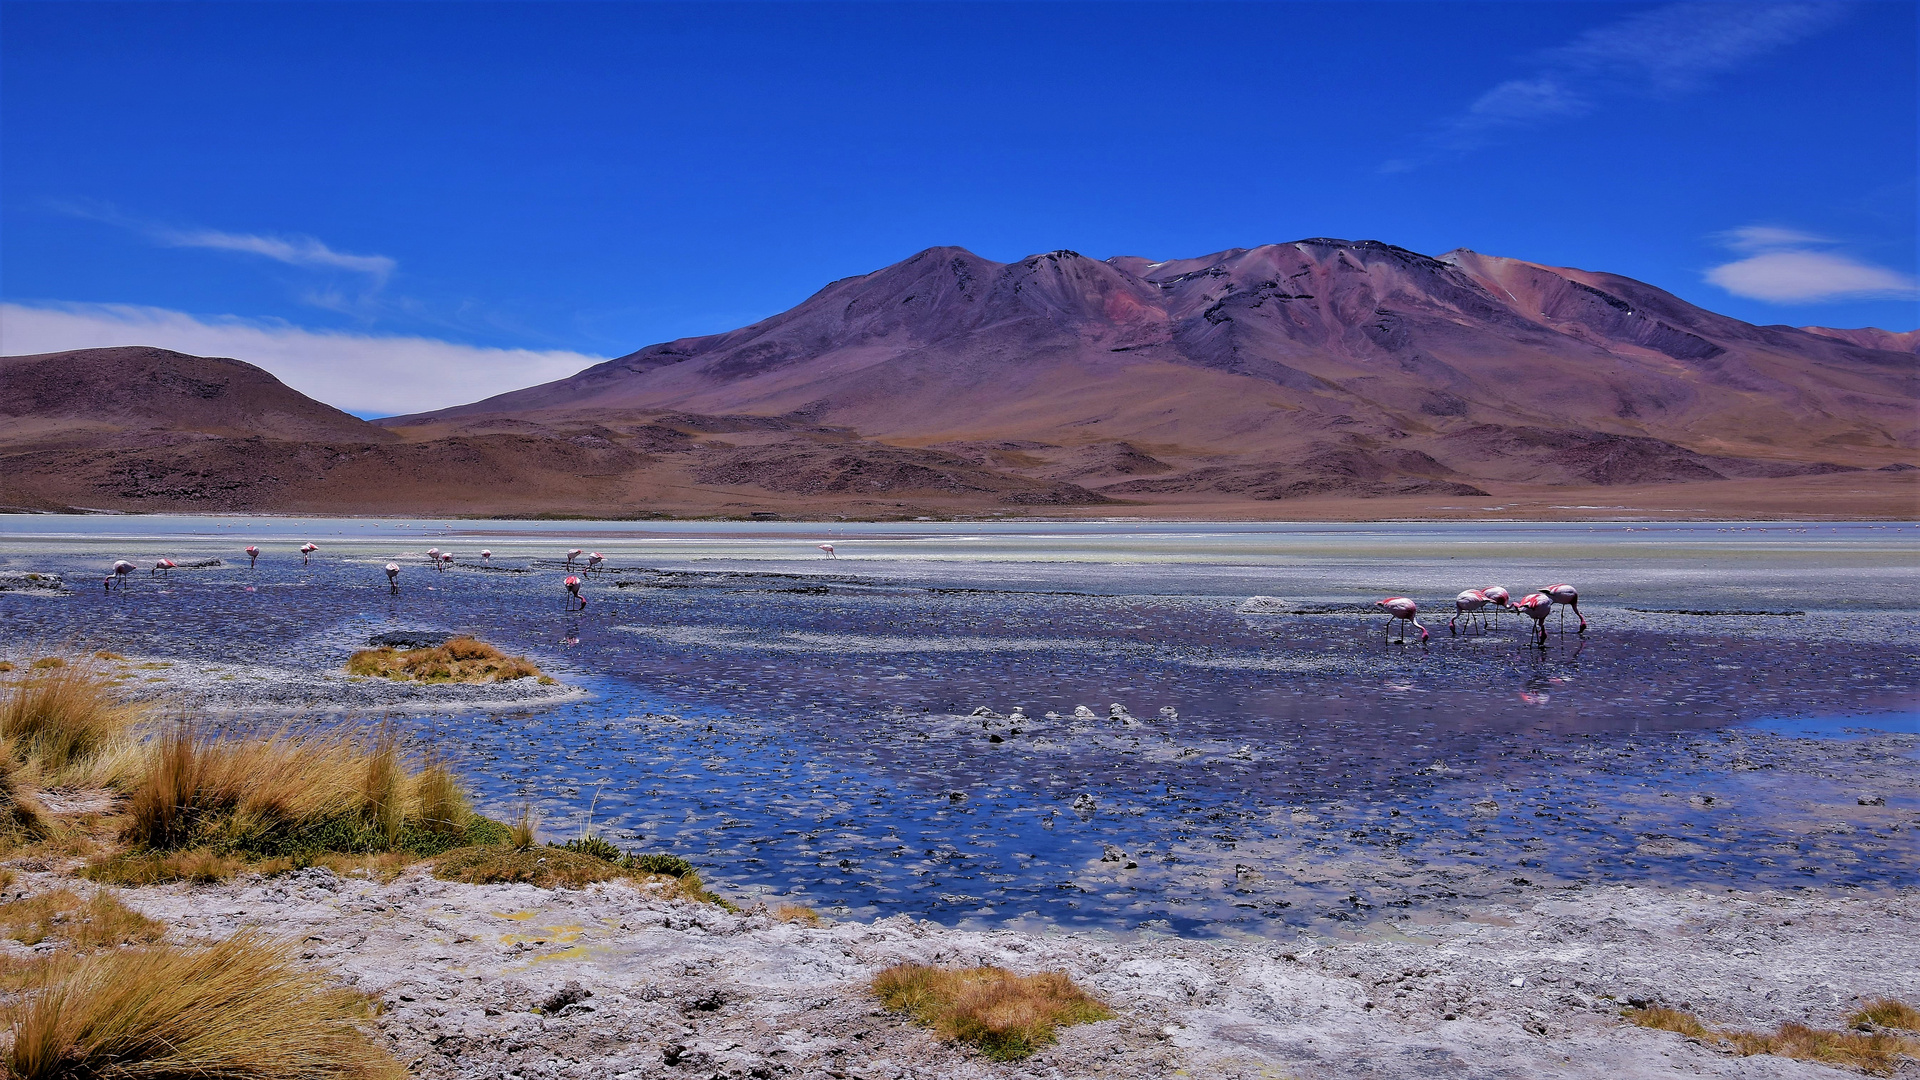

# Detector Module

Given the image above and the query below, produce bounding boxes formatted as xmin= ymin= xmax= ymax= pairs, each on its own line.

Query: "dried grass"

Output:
xmin=1854 ymin=998 xmax=1920 ymax=1031
xmin=0 ymin=888 xmax=164 ymax=949
xmin=4 ymin=931 xmax=405 ymax=1080
xmin=871 ymin=963 xmax=1112 ymax=1061
xmin=121 ymin=725 xmax=493 ymax=858
xmin=432 ymin=844 xmax=717 ymax=902
xmin=345 ymin=636 xmax=541 ymax=684
xmin=1626 ymin=1004 xmax=1920 ymax=1076
xmin=0 ymin=661 xmax=145 ymax=777
xmin=773 ymin=903 xmax=824 ymax=926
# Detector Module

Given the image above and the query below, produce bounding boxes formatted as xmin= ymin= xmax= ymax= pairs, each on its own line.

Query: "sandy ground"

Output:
xmin=0 ymin=865 xmax=1903 ymax=1079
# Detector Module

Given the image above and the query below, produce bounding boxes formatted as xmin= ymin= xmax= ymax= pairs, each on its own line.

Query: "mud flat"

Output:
xmin=2 ymin=865 xmax=1894 ymax=1079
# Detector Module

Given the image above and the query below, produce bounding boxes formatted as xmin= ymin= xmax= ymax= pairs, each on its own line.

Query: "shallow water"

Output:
xmin=3 ymin=517 xmax=1915 ymax=936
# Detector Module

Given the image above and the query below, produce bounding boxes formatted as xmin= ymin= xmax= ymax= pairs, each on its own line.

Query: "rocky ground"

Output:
xmin=4 ymin=862 xmax=1906 ymax=1079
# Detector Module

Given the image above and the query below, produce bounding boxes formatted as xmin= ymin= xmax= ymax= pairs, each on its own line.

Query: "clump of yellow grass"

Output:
xmin=871 ymin=963 xmax=1111 ymax=1061
xmin=0 ymin=659 xmax=146 ymax=778
xmin=1626 ymin=1003 xmax=1920 ymax=1076
xmin=118 ymin=724 xmax=481 ymax=858
xmin=5 ymin=931 xmax=404 ymax=1080
xmin=345 ymin=636 xmax=544 ymax=684
xmin=0 ymin=888 xmax=163 ymax=949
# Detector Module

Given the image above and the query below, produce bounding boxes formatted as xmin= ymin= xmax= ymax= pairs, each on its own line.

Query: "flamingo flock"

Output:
xmin=1373 ymin=584 xmax=1587 ymax=646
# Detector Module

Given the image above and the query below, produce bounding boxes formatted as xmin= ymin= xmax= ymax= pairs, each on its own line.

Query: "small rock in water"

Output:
xmin=1072 ymin=705 xmax=1096 ymax=720
xmin=1108 ymin=703 xmax=1134 ymax=722
xmin=1070 ymin=793 xmax=1097 ymax=814
xmin=1159 ymin=706 xmax=1178 ymax=720
xmin=1229 ymin=745 xmax=1254 ymax=761
xmin=1859 ymin=794 xmax=1887 ymax=806
xmin=1008 ymin=707 xmax=1027 ymax=721
xmin=1043 ymin=711 xmax=1062 ymax=720
xmin=969 ymin=705 xmax=1004 ymax=719
xmin=1472 ymin=798 xmax=1500 ymax=815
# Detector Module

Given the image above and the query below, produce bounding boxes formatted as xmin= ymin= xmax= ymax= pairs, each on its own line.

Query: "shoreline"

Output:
xmin=13 ymin=862 xmax=1910 ymax=1078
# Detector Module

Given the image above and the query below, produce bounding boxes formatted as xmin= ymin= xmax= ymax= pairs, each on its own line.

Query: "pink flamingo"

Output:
xmin=1543 ymin=584 xmax=1586 ymax=634
xmin=1514 ymin=591 xmax=1554 ymax=646
xmin=1374 ymin=597 xmax=1427 ymax=643
xmin=586 ymin=552 xmax=604 ymax=572
xmin=565 ymin=548 xmax=583 ymax=566
xmin=426 ymin=546 xmax=442 ymax=568
xmin=564 ymin=574 xmax=587 ymax=610
xmin=1450 ymin=589 xmax=1489 ymax=635
xmin=1480 ymin=586 xmax=1512 ymax=628
xmin=818 ymin=543 xmax=835 ymax=559
xmin=480 ymin=549 xmax=492 ymax=563
xmin=245 ymin=545 xmax=259 ymax=568
xmin=107 ymin=560 xmax=136 ymax=591
xmin=300 ymin=543 xmax=318 ymax=565
xmin=386 ymin=563 xmax=400 ymax=593
xmin=151 ymin=558 xmax=178 ymax=577
xmin=439 ymin=552 xmax=454 ymax=570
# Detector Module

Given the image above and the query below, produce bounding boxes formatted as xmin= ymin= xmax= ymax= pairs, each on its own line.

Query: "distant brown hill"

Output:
xmin=4 ymin=242 xmax=1915 ymax=519
xmin=1801 ymin=325 xmax=1920 ymax=355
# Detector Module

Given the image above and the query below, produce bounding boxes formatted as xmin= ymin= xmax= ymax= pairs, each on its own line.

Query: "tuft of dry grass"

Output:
xmin=0 ymin=888 xmax=164 ymax=949
xmin=509 ymin=804 xmax=536 ymax=849
xmin=0 ymin=662 xmax=146 ymax=776
xmin=1626 ymin=1004 xmax=1920 ymax=1076
xmin=773 ymin=903 xmax=824 ymax=926
xmin=0 ymin=662 xmax=14 ymax=673
xmin=90 ymin=651 xmax=124 ymax=662
xmin=28 ymin=658 xmax=64 ymax=671
xmin=872 ymin=963 xmax=1112 ymax=1061
xmin=82 ymin=848 xmax=250 ymax=886
xmin=121 ymin=725 xmax=494 ymax=859
xmin=432 ymin=843 xmax=719 ymax=901
xmin=1854 ymin=998 xmax=1920 ymax=1031
xmin=345 ymin=636 xmax=541 ymax=684
xmin=5 ymin=930 xmax=405 ymax=1080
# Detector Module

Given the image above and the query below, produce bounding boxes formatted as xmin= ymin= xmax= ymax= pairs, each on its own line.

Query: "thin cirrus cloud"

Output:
xmin=0 ymin=301 xmax=603 ymax=417
xmin=1704 ymin=227 xmax=1918 ymax=304
xmin=50 ymin=200 xmax=396 ymax=287
xmin=1387 ymin=2 xmax=1848 ymax=170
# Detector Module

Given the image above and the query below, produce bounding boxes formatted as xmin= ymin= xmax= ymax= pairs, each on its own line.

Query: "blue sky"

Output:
xmin=2 ymin=1 xmax=1914 ymax=415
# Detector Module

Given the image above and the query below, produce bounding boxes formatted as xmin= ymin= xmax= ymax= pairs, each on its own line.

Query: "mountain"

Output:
xmin=1801 ymin=326 xmax=1920 ymax=355
xmin=5 ymin=243 xmax=1915 ymax=518
xmin=386 ymin=239 xmax=1916 ymax=499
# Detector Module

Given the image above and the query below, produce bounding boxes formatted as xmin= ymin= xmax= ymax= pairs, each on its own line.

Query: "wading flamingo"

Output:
xmin=1450 ymin=589 xmax=1489 ymax=635
xmin=564 ymin=575 xmax=587 ymax=610
xmin=586 ymin=552 xmax=604 ymax=572
xmin=439 ymin=552 xmax=454 ymax=571
xmin=1374 ymin=597 xmax=1427 ymax=644
xmin=300 ymin=543 xmax=318 ymax=565
xmin=480 ymin=549 xmax=492 ymax=563
xmin=818 ymin=543 xmax=835 ymax=559
xmin=1480 ymin=586 xmax=1512 ymax=628
xmin=1543 ymin=584 xmax=1586 ymax=634
xmin=1514 ymin=591 xmax=1554 ymax=646
xmin=107 ymin=560 xmax=136 ymax=591
xmin=426 ymin=547 xmax=441 ymax=568
xmin=245 ymin=545 xmax=259 ymax=568
xmin=565 ymin=548 xmax=583 ymax=566
xmin=151 ymin=558 xmax=178 ymax=577
xmin=386 ymin=563 xmax=400 ymax=593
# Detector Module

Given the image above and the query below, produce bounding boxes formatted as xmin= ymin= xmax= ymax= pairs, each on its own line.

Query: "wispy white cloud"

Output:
xmin=152 ymin=227 xmax=396 ymax=283
xmin=0 ymin=302 xmax=603 ymax=416
xmin=1703 ymin=226 xmax=1916 ymax=303
xmin=50 ymin=200 xmax=396 ymax=288
xmin=1388 ymin=2 xmax=1848 ymax=169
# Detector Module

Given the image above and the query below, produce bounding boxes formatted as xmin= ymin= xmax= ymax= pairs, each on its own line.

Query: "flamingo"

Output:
xmin=107 ymin=560 xmax=136 ymax=591
xmin=1374 ymin=597 xmax=1427 ymax=644
xmin=386 ymin=563 xmax=400 ymax=593
xmin=245 ymin=545 xmax=259 ymax=568
xmin=1450 ymin=589 xmax=1489 ymax=635
xmin=439 ymin=552 xmax=454 ymax=570
xmin=1514 ymin=591 xmax=1554 ymax=646
xmin=818 ymin=543 xmax=835 ymax=559
xmin=480 ymin=549 xmax=492 ymax=563
xmin=564 ymin=574 xmax=587 ymax=610
xmin=151 ymin=558 xmax=178 ymax=577
xmin=300 ymin=543 xmax=318 ymax=565
xmin=1480 ymin=586 xmax=1512 ymax=628
xmin=426 ymin=546 xmax=441 ymax=568
xmin=1543 ymin=584 xmax=1586 ymax=634
xmin=565 ymin=548 xmax=583 ymax=566
xmin=586 ymin=552 xmax=604 ymax=572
